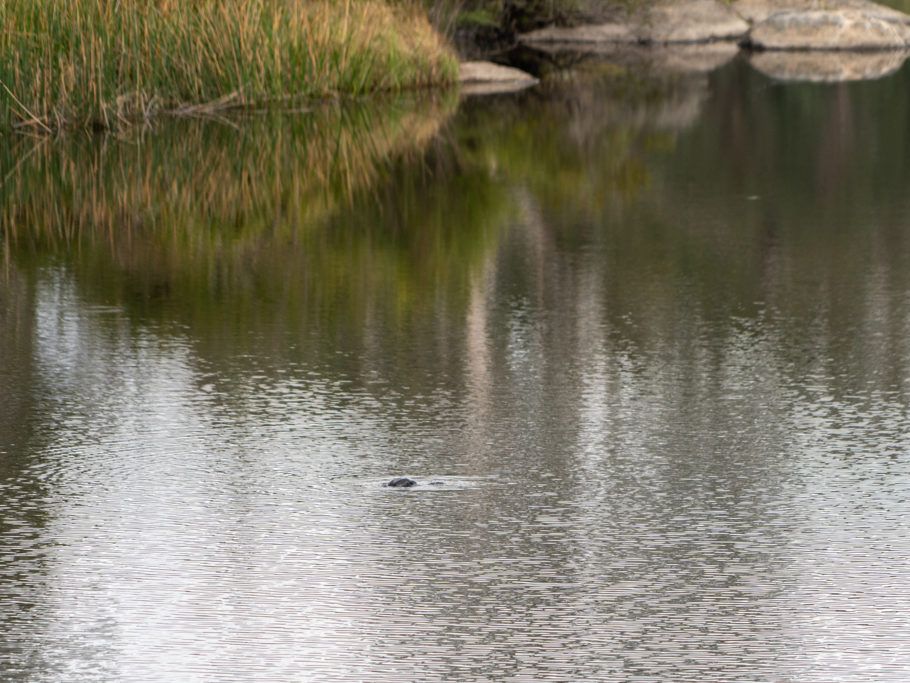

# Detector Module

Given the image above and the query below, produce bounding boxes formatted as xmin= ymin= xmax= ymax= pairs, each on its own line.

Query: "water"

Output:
xmin=3 ymin=55 xmax=910 ymax=681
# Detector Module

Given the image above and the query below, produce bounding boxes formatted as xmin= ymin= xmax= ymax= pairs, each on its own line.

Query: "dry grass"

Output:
xmin=0 ymin=0 xmax=457 ymax=132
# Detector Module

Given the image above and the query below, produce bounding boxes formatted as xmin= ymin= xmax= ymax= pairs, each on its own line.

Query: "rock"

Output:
xmin=745 ymin=3 xmax=910 ymax=50
xmin=643 ymin=0 xmax=750 ymax=43
xmin=384 ymin=477 xmax=417 ymax=488
xmin=519 ymin=0 xmax=748 ymax=45
xmin=523 ymin=41 xmax=738 ymax=74
xmin=732 ymin=0 xmax=910 ymax=25
xmin=520 ymin=22 xmax=639 ymax=44
xmin=519 ymin=0 xmax=910 ymax=53
xmin=458 ymin=61 xmax=539 ymax=95
xmin=518 ymin=0 xmax=749 ymax=45
xmin=750 ymin=48 xmax=910 ymax=80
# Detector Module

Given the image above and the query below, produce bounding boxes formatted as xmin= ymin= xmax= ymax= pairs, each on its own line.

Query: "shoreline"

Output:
xmin=462 ymin=0 xmax=910 ymax=88
xmin=0 ymin=0 xmax=457 ymax=135
xmin=6 ymin=0 xmax=910 ymax=135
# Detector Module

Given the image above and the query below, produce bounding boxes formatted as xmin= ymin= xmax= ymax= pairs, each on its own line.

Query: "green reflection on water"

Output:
xmin=3 ymin=56 xmax=910 ymax=382
xmin=1 ymin=94 xmax=517 ymax=348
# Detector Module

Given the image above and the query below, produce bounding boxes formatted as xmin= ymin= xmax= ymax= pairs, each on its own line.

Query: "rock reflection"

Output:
xmin=750 ymin=49 xmax=910 ymax=82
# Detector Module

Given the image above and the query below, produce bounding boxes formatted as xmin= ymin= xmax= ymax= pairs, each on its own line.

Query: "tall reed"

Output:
xmin=0 ymin=0 xmax=457 ymax=132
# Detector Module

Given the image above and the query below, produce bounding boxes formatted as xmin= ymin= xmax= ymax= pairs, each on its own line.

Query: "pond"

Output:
xmin=2 ymin=54 xmax=910 ymax=681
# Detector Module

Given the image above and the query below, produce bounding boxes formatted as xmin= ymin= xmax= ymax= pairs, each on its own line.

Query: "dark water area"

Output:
xmin=3 ymin=55 xmax=910 ymax=681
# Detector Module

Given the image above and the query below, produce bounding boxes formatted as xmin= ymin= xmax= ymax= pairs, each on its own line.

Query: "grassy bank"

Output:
xmin=0 ymin=0 xmax=457 ymax=133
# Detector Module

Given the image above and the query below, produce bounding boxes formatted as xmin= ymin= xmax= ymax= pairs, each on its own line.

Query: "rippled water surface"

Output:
xmin=3 ymin=56 xmax=910 ymax=681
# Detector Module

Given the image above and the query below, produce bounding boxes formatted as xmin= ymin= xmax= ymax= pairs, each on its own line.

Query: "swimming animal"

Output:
xmin=384 ymin=477 xmax=417 ymax=488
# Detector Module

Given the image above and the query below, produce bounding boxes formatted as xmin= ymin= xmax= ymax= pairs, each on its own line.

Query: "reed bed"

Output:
xmin=0 ymin=0 xmax=457 ymax=132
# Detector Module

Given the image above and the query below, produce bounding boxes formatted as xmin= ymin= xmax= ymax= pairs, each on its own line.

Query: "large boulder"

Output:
xmin=643 ymin=0 xmax=750 ymax=42
xmin=520 ymin=0 xmax=748 ymax=45
xmin=738 ymin=0 xmax=910 ymax=49
xmin=528 ymin=41 xmax=740 ymax=74
xmin=748 ymin=8 xmax=910 ymax=48
xmin=733 ymin=0 xmax=910 ymax=24
xmin=519 ymin=0 xmax=910 ymax=53
xmin=519 ymin=22 xmax=639 ymax=45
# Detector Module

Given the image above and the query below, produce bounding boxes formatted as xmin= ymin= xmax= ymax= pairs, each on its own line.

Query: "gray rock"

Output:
xmin=526 ymin=41 xmax=739 ymax=74
xmin=458 ymin=61 xmax=539 ymax=95
xmin=746 ymin=5 xmax=910 ymax=49
xmin=732 ymin=0 xmax=910 ymax=25
xmin=520 ymin=22 xmax=639 ymax=44
xmin=519 ymin=0 xmax=749 ymax=45
xmin=643 ymin=0 xmax=751 ymax=43
xmin=750 ymin=48 xmax=910 ymax=80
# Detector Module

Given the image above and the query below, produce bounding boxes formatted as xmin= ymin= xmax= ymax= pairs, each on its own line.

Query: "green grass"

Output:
xmin=0 ymin=0 xmax=458 ymax=132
